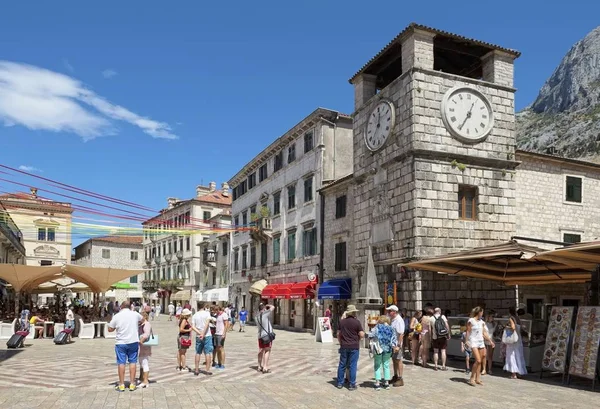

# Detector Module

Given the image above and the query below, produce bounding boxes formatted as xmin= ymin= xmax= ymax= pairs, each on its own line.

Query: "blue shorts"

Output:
xmin=115 ymin=342 xmax=139 ymax=365
xmin=195 ymin=336 xmax=214 ymax=355
xmin=465 ymin=350 xmax=472 ymax=358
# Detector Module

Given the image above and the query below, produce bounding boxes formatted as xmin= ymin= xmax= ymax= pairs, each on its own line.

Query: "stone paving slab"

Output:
xmin=0 ymin=318 xmax=597 ymax=408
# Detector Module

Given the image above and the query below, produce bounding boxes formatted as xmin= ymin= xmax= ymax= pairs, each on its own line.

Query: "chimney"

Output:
xmin=30 ymin=187 xmax=38 ymax=198
xmin=167 ymin=197 xmax=178 ymax=209
xmin=196 ymin=185 xmax=210 ymax=197
xmin=209 ymin=181 xmax=216 ymax=192
xmin=221 ymin=182 xmax=230 ymax=196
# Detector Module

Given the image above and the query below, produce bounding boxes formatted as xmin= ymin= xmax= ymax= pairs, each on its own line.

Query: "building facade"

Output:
xmin=72 ymin=236 xmax=144 ymax=301
xmin=141 ymin=182 xmax=231 ymax=309
xmin=197 ymin=212 xmax=232 ymax=307
xmin=514 ymin=150 xmax=600 ymax=315
xmin=228 ymin=108 xmax=353 ymax=330
xmin=0 ymin=188 xmax=73 ymax=267
xmin=0 ymin=201 xmax=26 ymax=265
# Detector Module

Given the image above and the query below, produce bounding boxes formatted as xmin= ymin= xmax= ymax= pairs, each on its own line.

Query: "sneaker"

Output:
xmin=383 ymin=382 xmax=390 ymax=390
xmin=129 ymin=384 xmax=136 ymax=392
xmin=374 ymin=383 xmax=381 ymax=391
xmin=218 ymin=365 xmax=225 ymax=370
xmin=348 ymin=384 xmax=357 ymax=391
xmin=393 ymin=378 xmax=404 ymax=387
xmin=465 ymin=369 xmax=471 ymax=374
xmin=115 ymin=384 xmax=125 ymax=392
xmin=212 ymin=362 xmax=217 ymax=368
xmin=176 ymin=366 xmax=182 ymax=372
xmin=336 ymin=384 xmax=344 ymax=389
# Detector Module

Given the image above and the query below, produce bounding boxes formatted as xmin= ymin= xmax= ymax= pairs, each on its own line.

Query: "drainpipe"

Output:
xmin=319 ymin=189 xmax=326 ymax=317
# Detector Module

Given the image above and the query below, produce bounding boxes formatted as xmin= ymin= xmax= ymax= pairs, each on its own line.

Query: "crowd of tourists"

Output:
xmin=336 ymin=303 xmax=528 ymax=390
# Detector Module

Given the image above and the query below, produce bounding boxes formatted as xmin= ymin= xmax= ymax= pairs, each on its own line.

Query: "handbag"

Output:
xmin=179 ymin=335 xmax=192 ymax=347
xmin=258 ymin=312 xmax=276 ymax=343
xmin=501 ymin=328 xmax=518 ymax=344
xmin=144 ymin=329 xmax=159 ymax=346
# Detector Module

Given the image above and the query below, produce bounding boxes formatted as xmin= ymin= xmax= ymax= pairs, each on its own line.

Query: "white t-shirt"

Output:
xmin=468 ymin=317 xmax=485 ymax=347
xmin=216 ymin=312 xmax=229 ymax=336
xmin=391 ymin=315 xmax=405 ymax=340
xmin=168 ymin=304 xmax=174 ymax=313
xmin=192 ymin=310 xmax=211 ymax=336
xmin=108 ymin=309 xmax=143 ymax=345
xmin=66 ymin=309 xmax=74 ymax=321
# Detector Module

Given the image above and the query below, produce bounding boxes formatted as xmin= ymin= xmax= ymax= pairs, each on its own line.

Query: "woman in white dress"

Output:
xmin=465 ymin=306 xmax=495 ymax=386
xmin=503 ymin=307 xmax=527 ymax=379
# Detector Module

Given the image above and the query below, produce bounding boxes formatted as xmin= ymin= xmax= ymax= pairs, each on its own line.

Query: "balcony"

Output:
xmin=250 ymin=217 xmax=273 ymax=242
xmin=153 ymin=255 xmax=161 ymax=265
xmin=142 ymin=280 xmax=160 ymax=293
xmin=159 ymin=279 xmax=184 ymax=292
xmin=176 ymin=250 xmax=183 ymax=261
xmin=203 ymin=249 xmax=216 ymax=267
xmin=0 ymin=212 xmax=26 ymax=257
xmin=164 ymin=253 xmax=173 ymax=263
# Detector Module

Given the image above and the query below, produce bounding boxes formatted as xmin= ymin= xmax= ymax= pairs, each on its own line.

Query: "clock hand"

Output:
xmin=458 ymin=102 xmax=476 ymax=130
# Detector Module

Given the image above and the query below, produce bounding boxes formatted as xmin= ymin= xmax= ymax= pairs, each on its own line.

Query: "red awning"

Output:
xmin=289 ymin=281 xmax=316 ymax=299
xmin=261 ymin=284 xmax=291 ymax=299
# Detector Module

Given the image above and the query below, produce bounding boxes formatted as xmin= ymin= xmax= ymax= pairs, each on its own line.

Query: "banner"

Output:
xmin=315 ymin=317 xmax=333 ymax=343
xmin=542 ymin=306 xmax=574 ymax=373
xmin=568 ymin=306 xmax=600 ymax=380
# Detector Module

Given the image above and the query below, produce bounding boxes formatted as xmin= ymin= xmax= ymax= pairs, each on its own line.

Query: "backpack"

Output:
xmin=435 ymin=316 xmax=448 ymax=337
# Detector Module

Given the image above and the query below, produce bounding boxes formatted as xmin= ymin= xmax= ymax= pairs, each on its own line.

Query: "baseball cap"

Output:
xmin=385 ymin=305 xmax=399 ymax=312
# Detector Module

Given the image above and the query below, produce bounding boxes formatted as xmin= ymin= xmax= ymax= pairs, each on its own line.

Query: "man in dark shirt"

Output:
xmin=336 ymin=305 xmax=365 ymax=390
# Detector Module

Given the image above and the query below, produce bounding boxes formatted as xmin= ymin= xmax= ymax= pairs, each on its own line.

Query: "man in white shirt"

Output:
xmin=431 ymin=307 xmax=450 ymax=371
xmin=386 ymin=305 xmax=405 ymax=387
xmin=214 ymin=306 xmax=229 ymax=369
xmin=107 ymin=301 xmax=143 ymax=392
xmin=191 ymin=303 xmax=214 ymax=376
xmin=155 ymin=304 xmax=161 ymax=321
xmin=168 ymin=302 xmax=175 ymax=321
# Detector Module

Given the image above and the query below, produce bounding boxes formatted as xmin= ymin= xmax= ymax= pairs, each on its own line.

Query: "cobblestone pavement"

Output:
xmin=0 ymin=317 xmax=597 ymax=408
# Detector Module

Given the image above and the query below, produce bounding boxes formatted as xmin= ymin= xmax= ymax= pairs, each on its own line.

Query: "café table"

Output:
xmin=43 ymin=321 xmax=55 ymax=338
xmin=92 ymin=321 xmax=106 ymax=338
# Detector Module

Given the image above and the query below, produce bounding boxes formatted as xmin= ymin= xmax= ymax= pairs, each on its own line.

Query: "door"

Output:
xmin=526 ymin=298 xmax=544 ymax=320
xmin=289 ymin=300 xmax=295 ymax=327
xmin=304 ymin=298 xmax=314 ymax=330
xmin=274 ymin=299 xmax=281 ymax=325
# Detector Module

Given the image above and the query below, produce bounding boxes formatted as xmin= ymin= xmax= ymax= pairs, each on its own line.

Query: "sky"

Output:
xmin=1 ymin=1 xmax=599 ymax=245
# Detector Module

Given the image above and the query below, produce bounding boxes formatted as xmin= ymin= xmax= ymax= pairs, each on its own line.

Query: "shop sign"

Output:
xmin=542 ymin=306 xmax=574 ymax=373
xmin=315 ymin=317 xmax=333 ymax=343
xmin=568 ymin=306 xmax=600 ymax=380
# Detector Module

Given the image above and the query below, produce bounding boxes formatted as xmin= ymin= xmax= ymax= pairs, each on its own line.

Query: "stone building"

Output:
xmin=141 ymin=182 xmax=231 ymax=309
xmin=197 ymin=211 xmax=232 ymax=308
xmin=347 ymin=23 xmax=521 ymax=318
xmin=0 ymin=201 xmax=26 ymax=265
xmin=73 ymin=236 xmax=144 ymax=301
xmin=228 ymin=108 xmax=353 ymax=330
xmin=514 ymin=150 xmax=600 ymax=315
xmin=0 ymin=188 xmax=73 ymax=267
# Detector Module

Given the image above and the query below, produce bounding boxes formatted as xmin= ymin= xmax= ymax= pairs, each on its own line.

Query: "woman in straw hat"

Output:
xmin=176 ymin=308 xmax=193 ymax=372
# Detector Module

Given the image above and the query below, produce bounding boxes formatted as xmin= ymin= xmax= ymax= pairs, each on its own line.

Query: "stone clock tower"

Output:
xmin=349 ymin=23 xmax=521 ymax=313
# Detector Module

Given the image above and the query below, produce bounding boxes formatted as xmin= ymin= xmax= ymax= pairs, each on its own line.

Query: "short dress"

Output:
xmin=468 ymin=317 xmax=485 ymax=349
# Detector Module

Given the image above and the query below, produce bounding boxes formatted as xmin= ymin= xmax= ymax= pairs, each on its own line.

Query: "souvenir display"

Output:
xmin=541 ymin=307 xmax=574 ymax=373
xmin=568 ymin=307 xmax=600 ymax=380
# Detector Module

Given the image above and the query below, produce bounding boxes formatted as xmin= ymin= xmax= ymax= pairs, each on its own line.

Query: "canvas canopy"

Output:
xmin=402 ymin=240 xmax=593 ymax=285
xmin=0 ymin=263 xmax=143 ymax=293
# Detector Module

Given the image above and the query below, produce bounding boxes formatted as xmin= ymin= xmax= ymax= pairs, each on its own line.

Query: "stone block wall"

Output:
xmin=515 ymin=152 xmax=600 ymax=246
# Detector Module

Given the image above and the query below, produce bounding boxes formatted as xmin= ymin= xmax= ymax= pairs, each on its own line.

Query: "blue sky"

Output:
xmin=1 ymin=1 xmax=599 ymax=244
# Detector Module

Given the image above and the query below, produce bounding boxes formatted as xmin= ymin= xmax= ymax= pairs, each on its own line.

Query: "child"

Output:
xmin=461 ymin=330 xmax=472 ymax=374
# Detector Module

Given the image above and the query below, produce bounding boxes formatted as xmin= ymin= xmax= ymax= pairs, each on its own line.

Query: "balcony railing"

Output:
xmin=0 ymin=211 xmax=26 ymax=256
xmin=164 ymin=253 xmax=173 ymax=263
xmin=250 ymin=217 xmax=273 ymax=242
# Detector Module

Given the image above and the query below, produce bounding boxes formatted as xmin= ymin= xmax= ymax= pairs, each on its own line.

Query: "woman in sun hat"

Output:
xmin=176 ymin=308 xmax=193 ymax=372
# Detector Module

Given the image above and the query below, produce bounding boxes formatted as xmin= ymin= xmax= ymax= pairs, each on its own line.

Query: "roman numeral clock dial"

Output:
xmin=441 ymin=86 xmax=494 ymax=143
xmin=365 ymin=100 xmax=396 ymax=152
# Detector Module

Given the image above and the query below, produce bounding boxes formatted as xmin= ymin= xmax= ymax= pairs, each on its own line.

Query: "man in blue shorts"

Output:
xmin=191 ymin=303 xmax=214 ymax=376
xmin=108 ymin=300 xmax=143 ymax=392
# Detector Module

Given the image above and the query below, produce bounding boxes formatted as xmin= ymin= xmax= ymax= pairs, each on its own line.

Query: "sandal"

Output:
xmin=257 ymin=366 xmax=263 ymax=372
xmin=183 ymin=366 xmax=191 ymax=372
xmin=467 ymin=381 xmax=477 ymax=387
xmin=476 ymin=381 xmax=484 ymax=385
xmin=262 ymin=369 xmax=271 ymax=373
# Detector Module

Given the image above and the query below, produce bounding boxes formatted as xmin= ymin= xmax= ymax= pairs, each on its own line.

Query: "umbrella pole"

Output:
xmin=14 ymin=292 xmax=19 ymax=316
xmin=591 ymin=265 xmax=599 ymax=306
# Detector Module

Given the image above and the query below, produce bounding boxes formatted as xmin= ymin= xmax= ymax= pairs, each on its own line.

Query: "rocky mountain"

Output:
xmin=517 ymin=26 xmax=600 ymax=160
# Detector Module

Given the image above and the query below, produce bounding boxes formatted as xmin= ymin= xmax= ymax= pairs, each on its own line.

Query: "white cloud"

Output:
xmin=0 ymin=61 xmax=177 ymax=141
xmin=62 ymin=59 xmax=74 ymax=73
xmin=19 ymin=165 xmax=42 ymax=173
xmin=102 ymin=69 xmax=117 ymax=79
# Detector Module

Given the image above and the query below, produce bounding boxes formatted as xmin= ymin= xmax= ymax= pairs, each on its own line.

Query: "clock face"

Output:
xmin=365 ymin=100 xmax=395 ymax=151
xmin=441 ymin=87 xmax=494 ymax=143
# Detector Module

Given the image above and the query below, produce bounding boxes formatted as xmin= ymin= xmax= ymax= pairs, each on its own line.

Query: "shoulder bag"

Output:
xmin=258 ymin=312 xmax=276 ymax=343
xmin=143 ymin=327 xmax=159 ymax=346
xmin=501 ymin=326 xmax=518 ymax=344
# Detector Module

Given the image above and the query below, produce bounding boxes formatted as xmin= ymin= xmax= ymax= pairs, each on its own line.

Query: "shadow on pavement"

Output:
xmin=0 ymin=348 xmax=24 ymax=362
